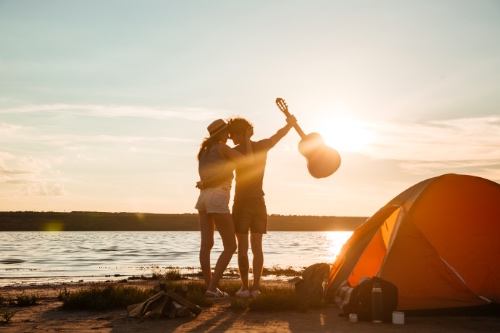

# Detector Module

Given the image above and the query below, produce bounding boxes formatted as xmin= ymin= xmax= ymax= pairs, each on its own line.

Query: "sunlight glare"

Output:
xmin=326 ymin=231 xmax=352 ymax=262
xmin=312 ymin=106 xmax=374 ymax=152
xmin=42 ymin=221 xmax=64 ymax=232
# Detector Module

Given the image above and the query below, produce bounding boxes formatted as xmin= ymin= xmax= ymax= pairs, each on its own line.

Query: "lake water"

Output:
xmin=0 ymin=231 xmax=352 ymax=286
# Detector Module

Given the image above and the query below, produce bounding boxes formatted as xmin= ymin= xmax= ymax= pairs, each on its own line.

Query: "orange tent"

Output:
xmin=327 ymin=174 xmax=500 ymax=311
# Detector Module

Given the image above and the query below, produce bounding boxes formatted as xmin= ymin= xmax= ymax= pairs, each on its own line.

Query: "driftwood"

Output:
xmin=127 ymin=291 xmax=166 ymax=318
xmin=127 ymin=280 xmax=202 ymax=319
xmin=165 ymin=290 xmax=202 ymax=315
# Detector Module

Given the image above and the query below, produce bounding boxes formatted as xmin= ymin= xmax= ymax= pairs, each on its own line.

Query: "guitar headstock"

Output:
xmin=275 ymin=98 xmax=290 ymax=116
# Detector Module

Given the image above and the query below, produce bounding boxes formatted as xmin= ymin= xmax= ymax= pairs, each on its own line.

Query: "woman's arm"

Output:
xmin=197 ymin=128 xmax=254 ymax=189
xmin=196 ymin=162 xmax=234 ymax=189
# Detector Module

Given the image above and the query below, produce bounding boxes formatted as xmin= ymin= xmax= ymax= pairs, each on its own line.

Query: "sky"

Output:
xmin=1 ymin=0 xmax=499 ymax=216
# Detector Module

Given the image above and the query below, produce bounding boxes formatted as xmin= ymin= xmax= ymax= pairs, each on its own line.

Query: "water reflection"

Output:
xmin=0 ymin=231 xmax=352 ymax=286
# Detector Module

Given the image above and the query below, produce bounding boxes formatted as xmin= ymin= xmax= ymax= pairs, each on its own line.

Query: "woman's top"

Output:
xmin=198 ymin=143 xmax=234 ymax=189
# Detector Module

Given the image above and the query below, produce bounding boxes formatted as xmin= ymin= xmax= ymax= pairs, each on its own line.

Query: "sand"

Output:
xmin=2 ymin=281 xmax=500 ymax=333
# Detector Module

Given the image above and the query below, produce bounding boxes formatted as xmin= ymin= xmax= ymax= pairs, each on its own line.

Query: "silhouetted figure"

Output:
xmin=228 ymin=116 xmax=296 ymax=298
xmin=195 ymin=119 xmax=252 ymax=299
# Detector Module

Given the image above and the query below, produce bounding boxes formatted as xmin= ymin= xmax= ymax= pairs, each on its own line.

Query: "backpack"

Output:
xmin=338 ymin=276 xmax=398 ymax=322
xmin=294 ymin=263 xmax=331 ymax=304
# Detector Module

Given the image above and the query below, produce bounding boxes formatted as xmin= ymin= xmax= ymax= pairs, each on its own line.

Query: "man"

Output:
xmin=228 ymin=115 xmax=296 ymax=298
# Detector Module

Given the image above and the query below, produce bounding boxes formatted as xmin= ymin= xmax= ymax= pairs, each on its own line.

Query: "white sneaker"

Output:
xmin=206 ymin=288 xmax=230 ymax=300
xmin=235 ymin=289 xmax=251 ymax=298
xmin=251 ymin=290 xmax=261 ymax=298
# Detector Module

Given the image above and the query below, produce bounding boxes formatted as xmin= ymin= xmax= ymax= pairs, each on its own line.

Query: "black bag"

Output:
xmin=342 ymin=276 xmax=398 ymax=322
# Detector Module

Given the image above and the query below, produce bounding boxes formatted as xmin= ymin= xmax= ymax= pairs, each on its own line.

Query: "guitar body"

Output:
xmin=276 ymin=98 xmax=341 ymax=178
xmin=298 ymin=133 xmax=341 ymax=178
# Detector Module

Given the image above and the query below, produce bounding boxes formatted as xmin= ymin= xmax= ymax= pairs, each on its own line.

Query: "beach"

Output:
xmin=2 ymin=280 xmax=500 ymax=333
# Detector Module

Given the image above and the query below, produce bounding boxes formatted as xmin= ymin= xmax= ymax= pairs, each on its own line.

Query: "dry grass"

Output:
xmin=0 ymin=307 xmax=17 ymax=325
xmin=54 ymin=265 xmax=311 ymax=312
xmin=55 ymin=278 xmax=318 ymax=313
xmin=58 ymin=284 xmax=155 ymax=311
xmin=0 ymin=293 xmax=39 ymax=325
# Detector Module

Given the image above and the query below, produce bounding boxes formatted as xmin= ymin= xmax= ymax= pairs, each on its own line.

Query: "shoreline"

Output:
xmin=0 ymin=266 xmax=298 ymax=288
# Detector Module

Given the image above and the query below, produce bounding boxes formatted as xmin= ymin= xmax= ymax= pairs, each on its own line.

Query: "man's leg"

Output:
xmin=248 ymin=198 xmax=267 ymax=294
xmin=236 ymin=233 xmax=250 ymax=291
xmin=233 ymin=198 xmax=252 ymax=295
xmin=250 ymin=233 xmax=264 ymax=292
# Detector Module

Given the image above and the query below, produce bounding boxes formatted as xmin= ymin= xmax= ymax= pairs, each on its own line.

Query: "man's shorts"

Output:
xmin=194 ymin=186 xmax=231 ymax=214
xmin=232 ymin=197 xmax=268 ymax=234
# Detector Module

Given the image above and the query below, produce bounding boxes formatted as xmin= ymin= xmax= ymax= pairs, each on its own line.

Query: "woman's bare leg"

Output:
xmin=198 ymin=211 xmax=214 ymax=289
xmin=207 ymin=213 xmax=237 ymax=292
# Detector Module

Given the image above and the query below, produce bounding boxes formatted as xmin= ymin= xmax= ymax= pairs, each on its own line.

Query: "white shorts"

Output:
xmin=195 ymin=186 xmax=231 ymax=214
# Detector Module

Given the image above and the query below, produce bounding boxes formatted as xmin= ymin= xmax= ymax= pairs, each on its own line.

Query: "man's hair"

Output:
xmin=228 ymin=117 xmax=253 ymax=135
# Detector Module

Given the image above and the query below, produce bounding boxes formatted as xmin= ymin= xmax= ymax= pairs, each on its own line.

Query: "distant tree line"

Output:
xmin=0 ymin=211 xmax=367 ymax=232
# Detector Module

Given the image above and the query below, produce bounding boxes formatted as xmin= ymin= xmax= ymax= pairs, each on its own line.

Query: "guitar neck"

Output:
xmin=280 ymin=107 xmax=307 ymax=139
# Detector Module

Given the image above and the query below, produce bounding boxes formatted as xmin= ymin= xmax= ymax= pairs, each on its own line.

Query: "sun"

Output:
xmin=312 ymin=107 xmax=374 ymax=152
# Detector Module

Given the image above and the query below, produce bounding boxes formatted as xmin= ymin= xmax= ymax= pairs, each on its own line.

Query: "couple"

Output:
xmin=195 ymin=115 xmax=296 ymax=299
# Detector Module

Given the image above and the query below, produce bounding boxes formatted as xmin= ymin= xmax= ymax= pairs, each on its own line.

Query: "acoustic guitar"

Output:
xmin=276 ymin=98 xmax=341 ymax=178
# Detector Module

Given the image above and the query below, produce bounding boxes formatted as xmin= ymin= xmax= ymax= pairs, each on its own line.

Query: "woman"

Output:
xmin=195 ymin=119 xmax=253 ymax=299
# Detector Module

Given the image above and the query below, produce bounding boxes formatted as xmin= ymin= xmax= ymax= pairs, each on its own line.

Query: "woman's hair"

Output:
xmin=228 ymin=117 xmax=253 ymax=136
xmin=197 ymin=132 xmax=224 ymax=160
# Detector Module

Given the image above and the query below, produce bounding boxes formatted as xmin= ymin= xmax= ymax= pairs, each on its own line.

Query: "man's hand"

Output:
xmin=286 ymin=115 xmax=297 ymax=127
xmin=196 ymin=181 xmax=205 ymax=189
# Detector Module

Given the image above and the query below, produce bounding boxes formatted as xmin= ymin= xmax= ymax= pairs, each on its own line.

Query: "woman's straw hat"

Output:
xmin=207 ymin=119 xmax=229 ymax=138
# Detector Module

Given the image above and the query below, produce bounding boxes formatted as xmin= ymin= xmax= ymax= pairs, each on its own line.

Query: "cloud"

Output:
xmin=0 ymin=122 xmax=23 ymax=136
xmin=0 ymin=177 xmax=65 ymax=197
xmin=53 ymin=134 xmax=195 ymax=144
xmin=0 ymin=153 xmax=65 ymax=197
xmin=24 ymin=134 xmax=197 ymax=150
xmin=3 ymin=128 xmax=196 ymax=151
xmin=364 ymin=116 xmax=500 ymax=161
xmin=2 ymin=179 xmax=33 ymax=184
xmin=359 ymin=116 xmax=500 ymax=175
xmin=399 ymin=160 xmax=499 ymax=173
xmin=0 ymin=153 xmax=33 ymax=175
xmin=0 ymin=167 xmax=32 ymax=175
xmin=20 ymin=181 xmax=65 ymax=197
xmin=0 ymin=104 xmax=220 ymax=121
xmin=0 ymin=122 xmax=21 ymax=130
